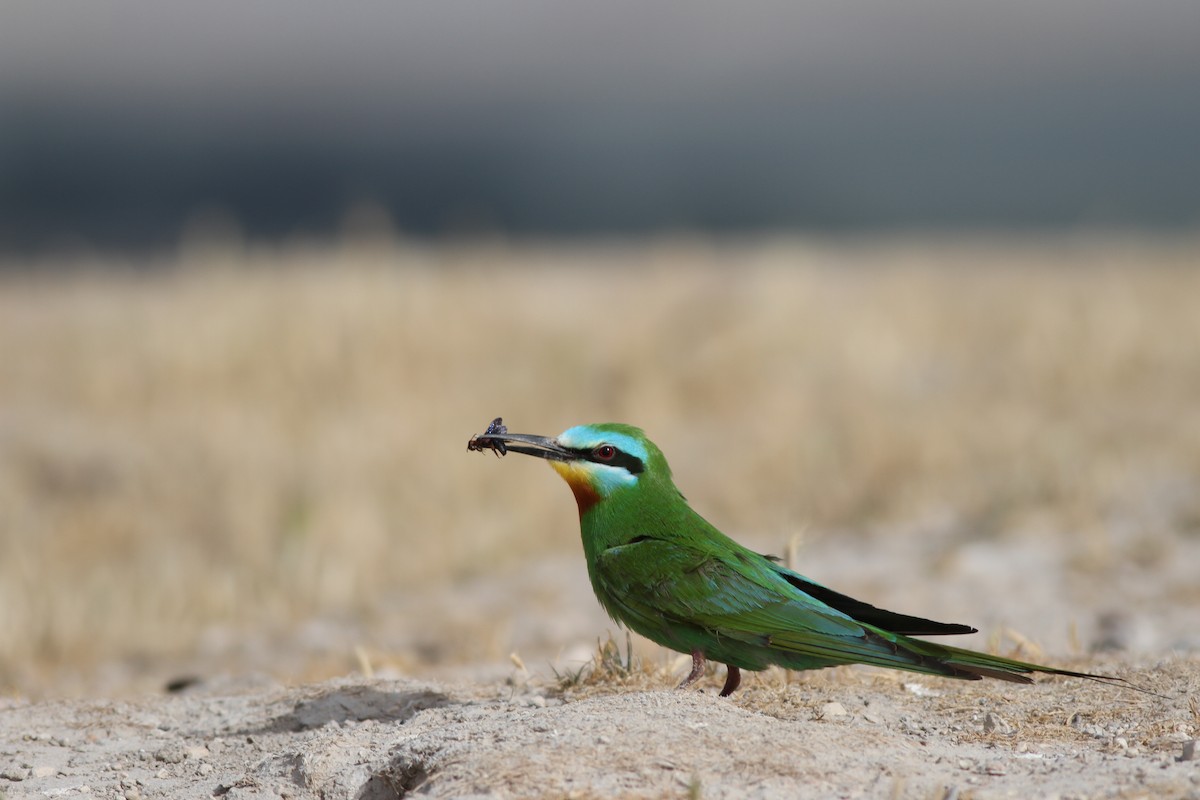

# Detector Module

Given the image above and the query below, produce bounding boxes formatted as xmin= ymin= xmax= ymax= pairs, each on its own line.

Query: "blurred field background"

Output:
xmin=4 ymin=3 xmax=1200 ymax=700
xmin=3 ymin=236 xmax=1199 ymax=698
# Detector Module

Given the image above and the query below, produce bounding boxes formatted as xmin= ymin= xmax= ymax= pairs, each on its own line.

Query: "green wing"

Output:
xmin=591 ymin=536 xmax=926 ymax=672
xmin=593 ymin=536 xmax=1068 ymax=682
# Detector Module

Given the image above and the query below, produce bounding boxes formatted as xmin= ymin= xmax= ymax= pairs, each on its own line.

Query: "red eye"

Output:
xmin=594 ymin=445 xmax=617 ymax=461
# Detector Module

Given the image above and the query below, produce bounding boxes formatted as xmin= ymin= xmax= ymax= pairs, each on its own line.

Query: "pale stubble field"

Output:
xmin=2 ymin=236 xmax=1199 ymax=702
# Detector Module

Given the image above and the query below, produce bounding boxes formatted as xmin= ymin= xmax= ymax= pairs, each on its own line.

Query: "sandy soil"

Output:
xmin=1 ymin=657 xmax=1197 ymax=800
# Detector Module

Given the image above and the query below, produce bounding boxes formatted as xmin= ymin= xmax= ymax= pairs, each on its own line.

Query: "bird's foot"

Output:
xmin=719 ymin=665 xmax=741 ymax=697
xmin=678 ymin=649 xmax=706 ymax=690
xmin=677 ymin=652 xmax=741 ymax=697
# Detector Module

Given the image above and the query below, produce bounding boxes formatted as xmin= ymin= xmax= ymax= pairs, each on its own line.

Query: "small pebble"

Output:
xmin=31 ymin=766 xmax=56 ymax=779
xmin=154 ymin=746 xmax=186 ymax=765
xmin=0 ymin=768 xmax=26 ymax=782
xmin=983 ymin=712 xmax=1013 ymax=735
xmin=1179 ymin=740 xmax=1198 ymax=762
xmin=820 ymin=702 xmax=847 ymax=719
xmin=124 ymin=789 xmax=141 ymax=800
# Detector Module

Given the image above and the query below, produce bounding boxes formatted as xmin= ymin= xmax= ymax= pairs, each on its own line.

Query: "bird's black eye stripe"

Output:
xmin=609 ymin=450 xmax=645 ymax=474
xmin=570 ymin=446 xmax=645 ymax=474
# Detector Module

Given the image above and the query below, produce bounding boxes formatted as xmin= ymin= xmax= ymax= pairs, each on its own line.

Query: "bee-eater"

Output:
xmin=468 ymin=420 xmax=1123 ymax=697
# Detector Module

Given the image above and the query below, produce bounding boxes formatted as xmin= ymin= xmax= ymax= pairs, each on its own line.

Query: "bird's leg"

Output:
xmin=678 ymin=649 xmax=706 ymax=690
xmin=719 ymin=665 xmax=741 ymax=697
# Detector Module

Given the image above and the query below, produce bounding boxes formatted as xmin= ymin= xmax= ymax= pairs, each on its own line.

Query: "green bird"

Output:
xmin=468 ymin=420 xmax=1124 ymax=697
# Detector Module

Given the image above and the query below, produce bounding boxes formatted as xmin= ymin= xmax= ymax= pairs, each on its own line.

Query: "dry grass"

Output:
xmin=2 ymin=235 xmax=1199 ymax=697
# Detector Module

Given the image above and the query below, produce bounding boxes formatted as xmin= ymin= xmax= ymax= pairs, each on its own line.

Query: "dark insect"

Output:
xmin=467 ymin=417 xmax=508 ymax=457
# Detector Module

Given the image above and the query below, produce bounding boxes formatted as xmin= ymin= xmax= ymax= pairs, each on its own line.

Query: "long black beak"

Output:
xmin=467 ymin=430 xmax=575 ymax=462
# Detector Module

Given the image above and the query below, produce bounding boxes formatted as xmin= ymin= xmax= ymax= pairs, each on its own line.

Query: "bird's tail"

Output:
xmin=898 ymin=637 xmax=1162 ymax=697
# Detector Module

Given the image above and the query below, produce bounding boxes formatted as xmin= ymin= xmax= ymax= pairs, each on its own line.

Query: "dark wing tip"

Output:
xmin=779 ymin=570 xmax=979 ymax=636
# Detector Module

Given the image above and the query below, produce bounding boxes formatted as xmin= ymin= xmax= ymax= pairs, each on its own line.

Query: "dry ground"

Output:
xmin=1 ymin=660 xmax=1198 ymax=800
xmin=1 ymin=236 xmax=1199 ymax=798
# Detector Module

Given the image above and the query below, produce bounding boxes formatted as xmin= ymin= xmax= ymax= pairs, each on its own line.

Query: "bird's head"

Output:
xmin=470 ymin=423 xmax=671 ymax=514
